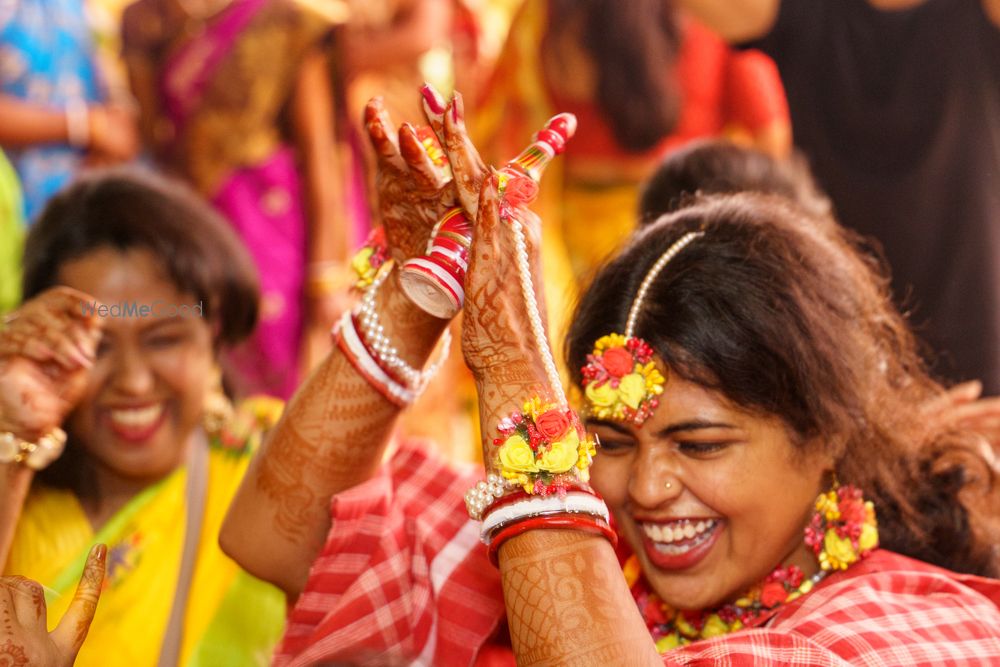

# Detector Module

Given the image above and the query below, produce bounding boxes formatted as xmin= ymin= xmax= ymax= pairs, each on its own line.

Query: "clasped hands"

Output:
xmin=363 ymin=85 xmax=551 ymax=389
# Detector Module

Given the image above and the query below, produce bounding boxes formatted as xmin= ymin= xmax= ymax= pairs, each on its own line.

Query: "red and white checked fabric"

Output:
xmin=664 ymin=550 xmax=1000 ymax=666
xmin=274 ymin=440 xmax=1000 ymax=666
xmin=273 ymin=440 xmax=505 ymax=667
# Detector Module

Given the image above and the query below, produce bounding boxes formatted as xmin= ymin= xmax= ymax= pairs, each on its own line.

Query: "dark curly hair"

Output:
xmin=22 ymin=169 xmax=262 ymax=492
xmin=567 ymin=193 xmax=1000 ymax=577
xmin=23 ymin=168 xmax=259 ymax=347
xmin=638 ymin=139 xmax=831 ymax=223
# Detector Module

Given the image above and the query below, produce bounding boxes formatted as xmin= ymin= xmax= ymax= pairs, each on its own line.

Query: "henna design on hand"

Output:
xmin=0 ymin=287 xmax=102 ymax=441
xmin=0 ymin=639 xmax=29 ymax=667
xmin=365 ymin=98 xmax=457 ymax=264
xmin=67 ymin=545 xmax=105 ymax=648
xmin=460 ymin=176 xmax=553 ymax=467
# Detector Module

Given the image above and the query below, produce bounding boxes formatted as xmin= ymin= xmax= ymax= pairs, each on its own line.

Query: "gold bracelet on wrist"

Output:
xmin=0 ymin=428 xmax=67 ymax=470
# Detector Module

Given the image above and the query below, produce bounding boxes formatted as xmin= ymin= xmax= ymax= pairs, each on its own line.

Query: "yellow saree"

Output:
xmin=4 ymin=398 xmax=286 ymax=666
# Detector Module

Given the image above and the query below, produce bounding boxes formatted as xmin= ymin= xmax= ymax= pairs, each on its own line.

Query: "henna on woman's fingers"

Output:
xmin=443 ymin=92 xmax=488 ymax=216
xmin=364 ymin=98 xmax=405 ymax=170
xmin=4 ymin=576 xmax=46 ymax=629
xmin=398 ymin=122 xmax=450 ymax=190
xmin=420 ymin=84 xmax=447 ymax=138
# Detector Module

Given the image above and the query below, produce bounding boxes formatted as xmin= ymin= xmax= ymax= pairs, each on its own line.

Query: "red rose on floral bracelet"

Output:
xmin=499 ymin=173 xmax=540 ymax=210
xmin=601 ymin=346 xmax=635 ymax=378
xmin=535 ymin=408 xmax=571 ymax=440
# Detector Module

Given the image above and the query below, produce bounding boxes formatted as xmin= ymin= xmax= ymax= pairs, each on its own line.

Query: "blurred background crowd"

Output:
xmin=1 ymin=0 xmax=997 ymax=460
xmin=2 ymin=2 xmax=1000 ymax=665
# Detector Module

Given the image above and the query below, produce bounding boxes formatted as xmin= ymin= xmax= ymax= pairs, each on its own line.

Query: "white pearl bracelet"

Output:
xmin=480 ymin=492 xmax=610 ymax=544
xmin=336 ymin=309 xmax=415 ymax=405
xmin=0 ymin=428 xmax=67 ymax=470
xmin=464 ymin=472 xmax=517 ymax=520
xmin=355 ymin=268 xmax=451 ymax=397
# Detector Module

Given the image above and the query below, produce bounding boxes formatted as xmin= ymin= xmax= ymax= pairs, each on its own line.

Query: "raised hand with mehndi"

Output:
xmin=0 ymin=287 xmax=102 ymax=440
xmin=0 ymin=287 xmax=102 ymax=564
xmin=363 ymin=95 xmax=465 ymax=265
xmin=222 ymin=95 xmax=463 ymax=597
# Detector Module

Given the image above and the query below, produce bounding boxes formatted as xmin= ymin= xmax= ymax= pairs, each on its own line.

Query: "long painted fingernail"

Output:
xmin=90 ymin=543 xmax=107 ymax=562
xmin=451 ymin=94 xmax=461 ymax=123
xmin=421 ymin=83 xmax=446 ymax=115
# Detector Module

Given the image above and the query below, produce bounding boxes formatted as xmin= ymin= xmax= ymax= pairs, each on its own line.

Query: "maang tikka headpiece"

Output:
xmin=581 ymin=231 xmax=704 ymax=425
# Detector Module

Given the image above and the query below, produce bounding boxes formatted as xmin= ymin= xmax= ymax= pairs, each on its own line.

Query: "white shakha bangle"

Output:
xmin=0 ymin=428 xmax=67 ymax=470
xmin=335 ymin=309 xmax=416 ymax=406
xmin=479 ymin=492 xmax=610 ymax=544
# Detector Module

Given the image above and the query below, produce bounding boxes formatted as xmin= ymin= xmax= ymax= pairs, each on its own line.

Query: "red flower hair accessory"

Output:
xmin=581 ymin=231 xmax=704 ymax=425
xmin=581 ymin=334 xmax=665 ymax=424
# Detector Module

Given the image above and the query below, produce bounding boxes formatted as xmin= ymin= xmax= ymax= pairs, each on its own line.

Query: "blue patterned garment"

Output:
xmin=0 ymin=0 xmax=103 ymax=221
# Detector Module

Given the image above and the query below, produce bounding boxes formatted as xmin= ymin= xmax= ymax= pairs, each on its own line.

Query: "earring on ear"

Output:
xmin=203 ymin=365 xmax=234 ymax=437
xmin=804 ymin=480 xmax=879 ymax=572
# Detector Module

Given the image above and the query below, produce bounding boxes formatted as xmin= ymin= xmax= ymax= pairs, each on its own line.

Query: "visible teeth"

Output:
xmin=110 ymin=404 xmax=163 ymax=428
xmin=642 ymin=519 xmax=717 ymax=545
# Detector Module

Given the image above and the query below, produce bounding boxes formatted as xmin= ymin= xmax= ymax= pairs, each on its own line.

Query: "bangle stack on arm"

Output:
xmin=466 ymin=395 xmax=615 ymax=565
xmin=225 ymin=256 xmax=451 ymax=594
xmin=333 ymin=261 xmax=451 ymax=407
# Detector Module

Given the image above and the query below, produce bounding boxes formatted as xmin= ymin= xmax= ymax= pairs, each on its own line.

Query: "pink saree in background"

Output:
xmin=154 ymin=0 xmax=317 ymax=399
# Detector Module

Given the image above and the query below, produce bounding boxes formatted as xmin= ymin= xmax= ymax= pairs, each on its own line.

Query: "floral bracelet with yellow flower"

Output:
xmin=350 ymin=227 xmax=389 ymax=289
xmin=582 ymin=334 xmax=665 ymax=425
xmin=493 ymin=397 xmax=598 ymax=496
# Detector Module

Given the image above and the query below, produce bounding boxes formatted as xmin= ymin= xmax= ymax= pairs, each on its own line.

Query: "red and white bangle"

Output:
xmin=334 ymin=265 xmax=451 ymax=406
xmin=354 ymin=268 xmax=451 ymax=396
xmin=480 ymin=491 xmax=610 ymax=544
xmin=334 ymin=309 xmax=415 ymax=406
xmin=487 ymin=514 xmax=617 ymax=566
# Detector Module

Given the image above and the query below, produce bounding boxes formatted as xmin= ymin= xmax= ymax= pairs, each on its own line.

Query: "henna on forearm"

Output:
xmin=221 ymin=269 xmax=449 ymax=597
xmin=498 ymin=530 xmax=661 ymax=667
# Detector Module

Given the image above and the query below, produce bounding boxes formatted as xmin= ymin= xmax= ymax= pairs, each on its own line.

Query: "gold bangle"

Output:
xmin=0 ymin=428 xmax=67 ymax=470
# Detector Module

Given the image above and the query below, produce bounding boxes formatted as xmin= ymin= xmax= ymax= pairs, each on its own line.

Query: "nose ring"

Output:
xmin=664 ymin=481 xmax=673 ymax=490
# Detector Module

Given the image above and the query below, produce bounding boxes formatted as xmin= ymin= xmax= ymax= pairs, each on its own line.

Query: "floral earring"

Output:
xmin=202 ymin=365 xmax=234 ymax=437
xmin=805 ymin=480 xmax=880 ymax=571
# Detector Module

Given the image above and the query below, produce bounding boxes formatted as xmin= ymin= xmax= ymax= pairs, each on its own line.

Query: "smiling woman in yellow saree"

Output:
xmin=0 ymin=171 xmax=285 ymax=666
